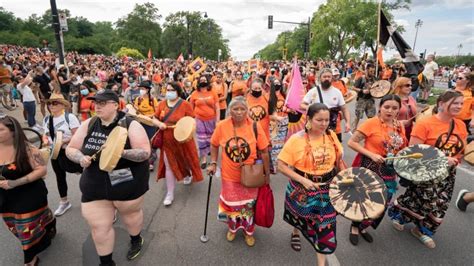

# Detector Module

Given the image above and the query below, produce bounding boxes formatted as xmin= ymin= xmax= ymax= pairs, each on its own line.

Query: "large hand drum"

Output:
xmin=99 ymin=127 xmax=128 ymax=172
xmin=393 ymin=144 xmax=449 ymax=184
xmin=51 ymin=131 xmax=63 ymax=160
xmin=173 ymin=116 xmax=196 ymax=143
xmin=344 ymin=90 xmax=357 ymax=103
xmin=370 ymin=80 xmax=391 ymax=98
xmin=330 ymin=167 xmax=387 ymax=222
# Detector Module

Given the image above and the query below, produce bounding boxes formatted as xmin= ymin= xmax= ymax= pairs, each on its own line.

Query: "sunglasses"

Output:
xmin=47 ymin=101 xmax=62 ymax=106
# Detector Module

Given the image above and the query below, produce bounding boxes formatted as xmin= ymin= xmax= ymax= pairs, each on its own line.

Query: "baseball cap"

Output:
xmin=332 ymin=68 xmax=340 ymax=76
xmin=87 ymin=89 xmax=119 ymax=103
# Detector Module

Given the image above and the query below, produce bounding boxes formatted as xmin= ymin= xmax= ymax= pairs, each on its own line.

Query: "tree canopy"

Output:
xmin=256 ymin=0 xmax=411 ymax=61
xmin=0 ymin=3 xmax=230 ymax=60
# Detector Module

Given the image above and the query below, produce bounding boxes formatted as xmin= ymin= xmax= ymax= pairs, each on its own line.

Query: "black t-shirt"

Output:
xmin=354 ymin=76 xmax=375 ymax=100
xmin=33 ymin=74 xmax=51 ymax=99
xmin=58 ymin=72 xmax=71 ymax=94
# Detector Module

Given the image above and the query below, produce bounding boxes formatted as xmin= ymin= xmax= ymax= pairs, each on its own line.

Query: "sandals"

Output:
xmin=290 ymin=233 xmax=301 ymax=252
xmin=411 ymin=228 xmax=436 ymax=249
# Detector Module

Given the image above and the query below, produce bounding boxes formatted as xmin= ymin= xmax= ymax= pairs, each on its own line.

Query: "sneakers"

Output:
xmin=183 ymin=176 xmax=192 ymax=185
xmin=126 ymin=235 xmax=144 ymax=260
xmin=149 ymin=164 xmax=154 ymax=171
xmin=163 ymin=193 xmax=174 ymax=206
xmin=226 ymin=231 xmax=236 ymax=242
xmin=54 ymin=201 xmax=72 ymax=216
xmin=244 ymin=234 xmax=255 ymax=247
xmin=456 ymin=189 xmax=469 ymax=212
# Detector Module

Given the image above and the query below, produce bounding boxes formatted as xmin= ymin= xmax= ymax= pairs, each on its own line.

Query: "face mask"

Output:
xmin=80 ymin=89 xmax=89 ymax=96
xmin=321 ymin=80 xmax=331 ymax=89
xmin=140 ymin=89 xmax=147 ymax=96
xmin=166 ymin=91 xmax=178 ymax=100
xmin=198 ymin=82 xmax=208 ymax=88
xmin=251 ymin=90 xmax=262 ymax=97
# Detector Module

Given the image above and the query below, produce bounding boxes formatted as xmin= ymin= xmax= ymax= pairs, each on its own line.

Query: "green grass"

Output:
xmin=426 ymin=87 xmax=445 ymax=105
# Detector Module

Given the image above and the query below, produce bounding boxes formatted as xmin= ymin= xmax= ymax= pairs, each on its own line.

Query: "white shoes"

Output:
xmin=163 ymin=193 xmax=174 ymax=206
xmin=54 ymin=201 xmax=72 ymax=216
xmin=183 ymin=176 xmax=192 ymax=185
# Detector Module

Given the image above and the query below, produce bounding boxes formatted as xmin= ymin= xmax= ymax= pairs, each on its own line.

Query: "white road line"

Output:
xmin=327 ymin=254 xmax=341 ymax=266
xmin=458 ymin=165 xmax=472 ymax=175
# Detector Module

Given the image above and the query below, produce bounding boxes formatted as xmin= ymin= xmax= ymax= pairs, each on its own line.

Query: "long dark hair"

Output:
xmin=0 ymin=116 xmax=33 ymax=173
xmin=306 ymin=103 xmax=330 ymax=133
xmin=197 ymin=75 xmax=211 ymax=91
xmin=379 ymin=94 xmax=402 ymax=109
xmin=268 ymin=79 xmax=284 ymax=115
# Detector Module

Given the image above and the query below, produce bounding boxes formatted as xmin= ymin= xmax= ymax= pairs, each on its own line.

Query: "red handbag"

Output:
xmin=254 ymin=184 xmax=274 ymax=228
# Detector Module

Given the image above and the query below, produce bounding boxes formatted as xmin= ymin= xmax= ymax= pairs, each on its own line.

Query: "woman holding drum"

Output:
xmin=278 ymin=103 xmax=343 ymax=266
xmin=347 ymin=94 xmax=407 ymax=245
xmin=153 ymin=82 xmax=203 ymax=206
xmin=42 ymin=94 xmax=82 ymax=217
xmin=388 ymin=91 xmax=468 ymax=249
xmin=189 ymin=75 xmax=220 ymax=169
xmin=0 ymin=115 xmax=56 ymax=266
xmin=66 ymin=89 xmax=151 ymax=266
xmin=393 ymin=77 xmax=417 ymax=140
xmin=207 ymin=96 xmax=270 ymax=247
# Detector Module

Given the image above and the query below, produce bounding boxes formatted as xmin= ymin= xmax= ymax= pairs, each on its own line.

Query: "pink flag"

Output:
xmin=285 ymin=61 xmax=305 ymax=113
xmin=177 ymin=53 xmax=185 ymax=63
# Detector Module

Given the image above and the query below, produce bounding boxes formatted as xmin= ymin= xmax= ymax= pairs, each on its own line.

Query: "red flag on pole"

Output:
xmin=147 ymin=48 xmax=152 ymax=61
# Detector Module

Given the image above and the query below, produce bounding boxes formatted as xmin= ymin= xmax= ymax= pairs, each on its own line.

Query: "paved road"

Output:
xmin=0 ymin=101 xmax=473 ymax=266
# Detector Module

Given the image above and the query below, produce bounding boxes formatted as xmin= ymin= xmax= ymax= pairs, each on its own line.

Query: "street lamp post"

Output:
xmin=413 ymin=19 xmax=423 ymax=52
xmin=50 ymin=0 xmax=65 ymax=64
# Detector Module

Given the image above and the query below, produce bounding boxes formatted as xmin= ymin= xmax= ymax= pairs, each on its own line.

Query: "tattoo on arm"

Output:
xmin=122 ymin=149 xmax=150 ymax=162
xmin=66 ymin=148 xmax=85 ymax=164
xmin=7 ymin=175 xmax=30 ymax=188
xmin=32 ymin=149 xmax=46 ymax=166
xmin=351 ymin=131 xmax=365 ymax=143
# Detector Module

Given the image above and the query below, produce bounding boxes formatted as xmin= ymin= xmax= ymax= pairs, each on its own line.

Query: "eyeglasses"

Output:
xmin=47 ymin=101 xmax=61 ymax=106
xmin=94 ymin=100 xmax=117 ymax=107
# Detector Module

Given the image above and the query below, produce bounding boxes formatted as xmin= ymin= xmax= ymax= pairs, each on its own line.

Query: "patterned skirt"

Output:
xmin=270 ymin=116 xmax=289 ymax=171
xmin=352 ymin=154 xmax=397 ymax=230
xmin=388 ymin=169 xmax=456 ymax=237
xmin=2 ymin=205 xmax=56 ymax=263
xmin=218 ymin=179 xmax=258 ymax=235
xmin=196 ymin=119 xmax=216 ymax=157
xmin=286 ymin=112 xmax=306 ymax=141
xmin=283 ymin=169 xmax=337 ymax=254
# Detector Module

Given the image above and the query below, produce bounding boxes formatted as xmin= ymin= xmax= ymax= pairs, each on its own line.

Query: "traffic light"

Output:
xmin=268 ymin=15 xmax=273 ymax=29
xmin=419 ymin=52 xmax=425 ymax=59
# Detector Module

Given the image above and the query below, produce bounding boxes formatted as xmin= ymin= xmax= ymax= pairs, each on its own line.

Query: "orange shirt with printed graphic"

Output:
xmin=357 ymin=117 xmax=407 ymax=157
xmin=211 ymin=118 xmax=269 ymax=183
xmin=246 ymin=93 xmax=270 ymax=141
xmin=411 ymin=115 xmax=468 ymax=159
xmin=278 ymin=131 xmax=342 ymax=176
xmin=189 ymin=89 xmax=219 ymax=121
xmin=231 ymin=80 xmax=248 ymax=98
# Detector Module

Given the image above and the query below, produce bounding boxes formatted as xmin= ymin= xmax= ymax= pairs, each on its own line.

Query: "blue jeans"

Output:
xmin=410 ymin=89 xmax=419 ymax=101
xmin=23 ymin=101 xmax=36 ymax=127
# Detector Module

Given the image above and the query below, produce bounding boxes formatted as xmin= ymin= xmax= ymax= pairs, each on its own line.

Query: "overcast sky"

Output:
xmin=2 ymin=0 xmax=473 ymax=60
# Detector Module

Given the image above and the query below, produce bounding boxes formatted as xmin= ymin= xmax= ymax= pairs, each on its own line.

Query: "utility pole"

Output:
xmin=50 ymin=0 xmax=65 ymax=64
xmin=413 ymin=19 xmax=423 ymax=52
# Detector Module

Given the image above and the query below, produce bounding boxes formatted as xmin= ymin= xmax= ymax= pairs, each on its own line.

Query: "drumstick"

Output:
xmin=407 ymin=106 xmax=431 ymax=122
xmin=315 ymin=179 xmax=354 ymax=186
xmin=385 ymin=153 xmax=423 ymax=160
xmin=91 ymin=145 xmax=105 ymax=161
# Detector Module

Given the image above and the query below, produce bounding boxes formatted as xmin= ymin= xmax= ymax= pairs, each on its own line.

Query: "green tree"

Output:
xmin=114 ymin=2 xmax=162 ymax=57
xmin=116 ymin=47 xmax=145 ymax=59
xmin=0 ymin=7 xmax=21 ymax=32
xmin=161 ymin=11 xmax=230 ymax=60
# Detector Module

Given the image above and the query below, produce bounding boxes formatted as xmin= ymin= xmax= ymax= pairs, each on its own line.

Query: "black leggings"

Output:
xmin=51 ymin=149 xmax=83 ymax=198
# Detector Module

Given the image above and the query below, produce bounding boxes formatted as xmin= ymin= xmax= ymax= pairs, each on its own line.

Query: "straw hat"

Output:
xmin=46 ymin=93 xmax=71 ymax=108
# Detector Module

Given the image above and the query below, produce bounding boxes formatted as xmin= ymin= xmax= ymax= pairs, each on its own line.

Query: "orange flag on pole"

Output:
xmin=377 ymin=46 xmax=385 ymax=69
xmin=148 ymin=48 xmax=152 ymax=61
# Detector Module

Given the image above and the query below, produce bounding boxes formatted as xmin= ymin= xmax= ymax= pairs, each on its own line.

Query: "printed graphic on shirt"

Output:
xmin=384 ymin=132 xmax=405 ymax=155
xmin=84 ymin=131 xmax=107 ymax=151
xmin=435 ymin=133 xmax=464 ymax=157
xmin=225 ymin=137 xmax=251 ymax=163
xmin=276 ymin=99 xmax=285 ymax=113
xmin=249 ymin=105 xmax=267 ymax=121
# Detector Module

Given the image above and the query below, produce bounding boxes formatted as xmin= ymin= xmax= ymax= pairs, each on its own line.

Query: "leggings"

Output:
xmin=51 ymin=151 xmax=68 ymax=198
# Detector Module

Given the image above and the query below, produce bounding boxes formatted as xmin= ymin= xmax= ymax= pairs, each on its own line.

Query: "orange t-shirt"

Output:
xmin=134 ymin=97 xmax=159 ymax=116
xmin=332 ymin=80 xmax=348 ymax=96
xmin=275 ymin=91 xmax=287 ymax=117
xmin=278 ymin=131 xmax=342 ymax=176
xmin=190 ymin=89 xmax=219 ymax=121
xmin=231 ymin=80 xmax=248 ymax=98
xmin=212 ymin=82 xmax=228 ymax=110
xmin=211 ymin=118 xmax=269 ymax=183
xmin=247 ymin=93 xmax=270 ymax=142
xmin=0 ymin=67 xmax=12 ymax=84
xmin=152 ymin=73 xmax=162 ymax=84
xmin=411 ymin=116 xmax=468 ymax=159
xmin=357 ymin=117 xmax=407 ymax=156
xmin=456 ymin=89 xmax=473 ymax=121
